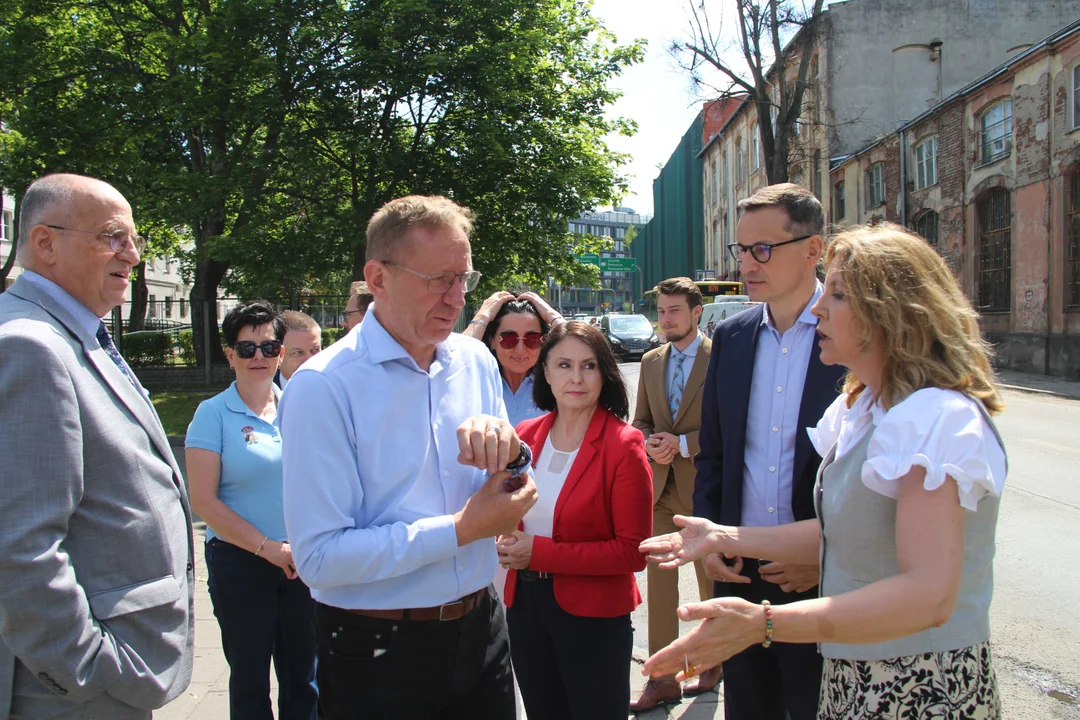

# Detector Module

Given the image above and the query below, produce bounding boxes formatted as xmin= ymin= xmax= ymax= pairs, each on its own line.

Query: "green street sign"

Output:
xmin=576 ymin=253 xmax=600 ymax=266
xmin=600 ymin=256 xmax=636 ymax=272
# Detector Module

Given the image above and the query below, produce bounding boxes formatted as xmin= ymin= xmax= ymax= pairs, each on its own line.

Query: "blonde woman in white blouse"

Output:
xmin=639 ymin=223 xmax=1006 ymax=720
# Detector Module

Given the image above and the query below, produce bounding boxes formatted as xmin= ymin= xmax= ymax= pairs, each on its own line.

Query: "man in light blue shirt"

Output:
xmin=692 ymin=184 xmax=844 ymax=720
xmin=280 ymin=195 xmax=538 ymax=720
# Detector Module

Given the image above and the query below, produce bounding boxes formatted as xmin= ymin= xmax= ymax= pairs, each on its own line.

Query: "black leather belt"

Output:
xmin=518 ymin=569 xmax=552 ymax=581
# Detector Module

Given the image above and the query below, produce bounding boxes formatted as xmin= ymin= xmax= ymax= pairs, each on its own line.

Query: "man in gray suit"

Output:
xmin=0 ymin=174 xmax=195 ymax=719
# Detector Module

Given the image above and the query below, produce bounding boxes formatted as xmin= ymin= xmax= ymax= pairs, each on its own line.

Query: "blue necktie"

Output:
xmin=669 ymin=350 xmax=686 ymax=420
xmin=96 ymin=321 xmax=139 ymax=390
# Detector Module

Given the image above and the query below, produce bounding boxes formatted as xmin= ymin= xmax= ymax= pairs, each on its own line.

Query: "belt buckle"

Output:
xmin=439 ymin=599 xmax=463 ymax=621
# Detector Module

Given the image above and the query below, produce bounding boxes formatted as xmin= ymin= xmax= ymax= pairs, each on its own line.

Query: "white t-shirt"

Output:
xmin=807 ymin=387 xmax=1007 ymax=512
xmin=522 ymin=435 xmax=580 ymax=538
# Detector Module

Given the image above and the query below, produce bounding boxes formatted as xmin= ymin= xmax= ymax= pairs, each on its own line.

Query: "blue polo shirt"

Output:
xmin=503 ymin=372 xmax=544 ymax=430
xmin=186 ymin=382 xmax=286 ymax=543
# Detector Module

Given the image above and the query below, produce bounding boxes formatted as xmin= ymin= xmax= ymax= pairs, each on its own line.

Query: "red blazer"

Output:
xmin=504 ymin=406 xmax=653 ymax=618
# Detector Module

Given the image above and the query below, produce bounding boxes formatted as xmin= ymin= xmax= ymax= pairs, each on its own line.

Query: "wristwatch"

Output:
xmin=505 ymin=442 xmax=533 ymax=478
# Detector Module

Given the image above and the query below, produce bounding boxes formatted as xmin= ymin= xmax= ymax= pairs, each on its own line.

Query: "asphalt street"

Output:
xmin=620 ymin=361 xmax=1080 ymax=719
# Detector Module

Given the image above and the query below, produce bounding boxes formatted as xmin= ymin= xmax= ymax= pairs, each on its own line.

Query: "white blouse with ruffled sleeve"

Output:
xmin=807 ymin=388 xmax=1006 ymax=512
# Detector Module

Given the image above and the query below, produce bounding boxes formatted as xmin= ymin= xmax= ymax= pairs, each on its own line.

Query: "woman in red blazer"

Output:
xmin=497 ymin=321 xmax=653 ymax=720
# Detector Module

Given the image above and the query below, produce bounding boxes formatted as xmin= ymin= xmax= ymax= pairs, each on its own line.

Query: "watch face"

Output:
xmin=500 ymin=474 xmax=525 ymax=493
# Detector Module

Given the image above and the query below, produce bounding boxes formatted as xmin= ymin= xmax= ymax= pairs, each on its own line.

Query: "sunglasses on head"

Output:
xmin=498 ymin=331 xmax=544 ymax=350
xmin=232 ymin=340 xmax=283 ymax=359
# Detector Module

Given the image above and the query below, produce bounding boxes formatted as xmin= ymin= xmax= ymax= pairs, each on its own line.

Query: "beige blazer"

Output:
xmin=632 ymin=334 xmax=712 ymax=509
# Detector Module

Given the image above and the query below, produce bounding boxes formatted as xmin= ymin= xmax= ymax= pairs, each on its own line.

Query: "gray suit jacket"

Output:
xmin=0 ymin=276 xmax=194 ymax=720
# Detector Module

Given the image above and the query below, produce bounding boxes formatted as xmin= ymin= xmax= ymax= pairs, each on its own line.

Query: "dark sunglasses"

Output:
xmin=727 ymin=234 xmax=814 ymax=264
xmin=232 ymin=340 xmax=283 ymax=359
xmin=498 ymin=331 xmax=544 ymax=350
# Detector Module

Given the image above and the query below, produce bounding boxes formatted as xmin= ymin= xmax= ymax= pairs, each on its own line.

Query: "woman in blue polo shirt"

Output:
xmin=186 ymin=300 xmax=317 ymax=720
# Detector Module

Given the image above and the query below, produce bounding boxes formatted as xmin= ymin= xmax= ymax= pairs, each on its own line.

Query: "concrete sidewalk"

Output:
xmin=997 ymin=368 xmax=1080 ymax=400
xmin=157 ymin=524 xmax=723 ymax=719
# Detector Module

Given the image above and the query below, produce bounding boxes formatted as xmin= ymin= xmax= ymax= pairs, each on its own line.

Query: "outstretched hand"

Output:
xmin=639 ymin=515 xmax=720 ymax=569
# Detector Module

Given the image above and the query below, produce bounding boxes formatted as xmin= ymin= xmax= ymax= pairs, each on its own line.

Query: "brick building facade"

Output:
xmin=832 ymin=20 xmax=1080 ymax=377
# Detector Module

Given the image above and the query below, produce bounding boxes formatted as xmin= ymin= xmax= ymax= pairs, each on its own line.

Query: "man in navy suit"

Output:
xmin=693 ymin=183 xmax=845 ymax=720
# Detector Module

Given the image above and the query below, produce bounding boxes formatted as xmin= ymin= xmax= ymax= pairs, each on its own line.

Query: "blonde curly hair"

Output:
xmin=825 ymin=223 xmax=1003 ymax=415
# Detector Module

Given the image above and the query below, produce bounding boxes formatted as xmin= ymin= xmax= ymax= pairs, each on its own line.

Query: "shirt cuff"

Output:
xmin=416 ymin=514 xmax=461 ymax=564
xmin=679 ymin=435 xmax=689 ymax=458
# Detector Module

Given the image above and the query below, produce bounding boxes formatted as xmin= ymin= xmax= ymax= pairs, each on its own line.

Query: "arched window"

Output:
xmin=913 ymin=210 xmax=938 ymax=248
xmin=977 ymin=189 xmax=1011 ymax=312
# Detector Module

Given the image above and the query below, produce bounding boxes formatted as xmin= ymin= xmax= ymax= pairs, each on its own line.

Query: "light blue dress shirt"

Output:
xmin=186 ymin=382 xmax=286 ymax=543
xmin=279 ymin=311 xmax=508 ymax=610
xmin=503 ymin=372 xmax=543 ymax=429
xmin=664 ymin=331 xmax=702 ymax=458
xmin=22 ymin=270 xmax=106 ymax=337
xmin=741 ymin=283 xmax=824 ymax=526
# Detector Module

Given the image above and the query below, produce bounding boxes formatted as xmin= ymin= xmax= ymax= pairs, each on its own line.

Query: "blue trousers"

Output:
xmin=206 ymin=538 xmax=318 ymax=720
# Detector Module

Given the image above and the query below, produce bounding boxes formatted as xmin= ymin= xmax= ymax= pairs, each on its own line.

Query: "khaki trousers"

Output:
xmin=647 ymin=467 xmax=712 ymax=657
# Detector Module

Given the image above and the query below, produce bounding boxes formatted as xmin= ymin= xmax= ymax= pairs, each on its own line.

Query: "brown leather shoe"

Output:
xmin=681 ymin=664 xmax=723 ymax=696
xmin=630 ymin=678 xmax=682 ymax=712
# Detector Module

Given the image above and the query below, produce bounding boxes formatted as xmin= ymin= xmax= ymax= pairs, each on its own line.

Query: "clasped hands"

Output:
xmin=645 ymin=432 xmax=681 ymax=465
xmin=453 ymin=415 xmax=539 ymax=547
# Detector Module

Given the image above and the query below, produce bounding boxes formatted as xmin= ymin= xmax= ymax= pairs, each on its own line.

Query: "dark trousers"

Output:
xmin=506 ymin=578 xmax=633 ymax=720
xmin=205 ymin=538 xmax=318 ymax=720
xmin=314 ymin=588 xmax=514 ymax=720
xmin=716 ymin=560 xmax=823 ymax=720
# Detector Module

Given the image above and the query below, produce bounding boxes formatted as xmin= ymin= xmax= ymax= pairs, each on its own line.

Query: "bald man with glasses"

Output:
xmin=0 ymin=174 xmax=194 ymax=719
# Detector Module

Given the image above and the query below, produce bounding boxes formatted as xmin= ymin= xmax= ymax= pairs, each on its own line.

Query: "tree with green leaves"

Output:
xmin=1 ymin=0 xmax=641 ymax=364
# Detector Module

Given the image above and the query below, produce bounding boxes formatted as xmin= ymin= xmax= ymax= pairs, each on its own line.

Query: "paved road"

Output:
xmin=161 ymin=366 xmax=1080 ymax=719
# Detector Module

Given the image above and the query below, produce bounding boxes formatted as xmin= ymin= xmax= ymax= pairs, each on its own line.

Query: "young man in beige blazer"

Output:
xmin=629 ymin=277 xmax=718 ymax=712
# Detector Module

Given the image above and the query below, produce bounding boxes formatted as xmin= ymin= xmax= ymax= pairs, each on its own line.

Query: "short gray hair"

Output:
xmin=365 ymin=195 xmax=475 ymax=263
xmin=16 ymin=176 xmax=77 ymax=259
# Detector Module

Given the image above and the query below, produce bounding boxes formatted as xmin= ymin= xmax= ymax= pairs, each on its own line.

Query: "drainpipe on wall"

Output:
xmin=899 ymin=129 xmax=907 ymax=226
xmin=1045 ymin=67 xmax=1054 ymax=375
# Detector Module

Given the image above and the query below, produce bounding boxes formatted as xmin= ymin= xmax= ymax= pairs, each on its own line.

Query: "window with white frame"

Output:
xmin=713 ymin=159 xmax=719 ymax=203
xmin=1 ymin=209 xmax=12 ymax=242
xmin=751 ymin=124 xmax=760 ymax=172
xmin=914 ymin=136 xmax=938 ymax=190
xmin=736 ymin=137 xmax=745 ymax=186
xmin=865 ymin=163 xmax=885 ymax=209
xmin=979 ymin=99 xmax=1013 ymax=164
xmin=1074 ymin=65 xmax=1080 ymax=131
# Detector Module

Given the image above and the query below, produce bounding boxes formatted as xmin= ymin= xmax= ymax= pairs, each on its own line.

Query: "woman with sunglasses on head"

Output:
xmin=186 ymin=300 xmax=317 ymax=720
xmin=464 ymin=290 xmax=565 ymax=427
xmin=640 ymin=224 xmax=1006 ymax=719
xmin=499 ymin=321 xmax=653 ymax=720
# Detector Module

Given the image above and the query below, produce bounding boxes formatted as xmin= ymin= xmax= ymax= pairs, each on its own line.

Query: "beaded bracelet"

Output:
xmin=761 ymin=599 xmax=774 ymax=648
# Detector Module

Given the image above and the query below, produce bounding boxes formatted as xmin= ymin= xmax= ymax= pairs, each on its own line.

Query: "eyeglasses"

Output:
xmin=726 ymin=234 xmax=814 ymax=264
xmin=498 ymin=330 xmax=545 ymax=350
xmin=46 ymin=225 xmax=147 ymax=255
xmin=381 ymin=261 xmax=482 ymax=294
xmin=232 ymin=340 xmax=283 ymax=359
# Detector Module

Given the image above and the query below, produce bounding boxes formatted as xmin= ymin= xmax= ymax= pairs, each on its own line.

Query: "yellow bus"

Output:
xmin=642 ymin=280 xmax=744 ymax=323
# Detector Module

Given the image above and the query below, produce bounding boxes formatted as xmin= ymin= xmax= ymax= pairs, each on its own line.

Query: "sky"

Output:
xmin=590 ymin=0 xmax=704 ymax=217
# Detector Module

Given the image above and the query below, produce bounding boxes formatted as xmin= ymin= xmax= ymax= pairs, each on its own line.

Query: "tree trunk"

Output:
xmin=190 ymin=256 xmax=229 ymax=367
xmin=127 ymin=261 xmax=148 ymax=331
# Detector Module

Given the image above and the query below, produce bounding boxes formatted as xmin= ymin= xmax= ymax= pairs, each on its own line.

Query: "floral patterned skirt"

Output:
xmin=818 ymin=641 xmax=1001 ymax=719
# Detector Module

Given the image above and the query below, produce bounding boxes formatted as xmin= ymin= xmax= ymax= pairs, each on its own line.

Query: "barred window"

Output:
xmin=977 ymin=189 xmax=1011 ymax=312
xmin=865 ymin=163 xmax=885 ymax=209
xmin=913 ymin=210 xmax=938 ymax=248
xmin=1069 ymin=174 xmax=1080 ymax=306
xmin=979 ymin=100 xmax=1013 ymax=164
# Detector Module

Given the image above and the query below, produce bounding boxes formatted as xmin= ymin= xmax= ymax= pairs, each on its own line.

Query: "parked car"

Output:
xmin=600 ymin=314 xmax=660 ymax=361
xmin=699 ymin=297 xmax=760 ymax=337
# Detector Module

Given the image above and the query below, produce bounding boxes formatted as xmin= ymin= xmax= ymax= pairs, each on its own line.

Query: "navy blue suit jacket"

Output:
xmin=692 ymin=303 xmax=846 ymax=528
